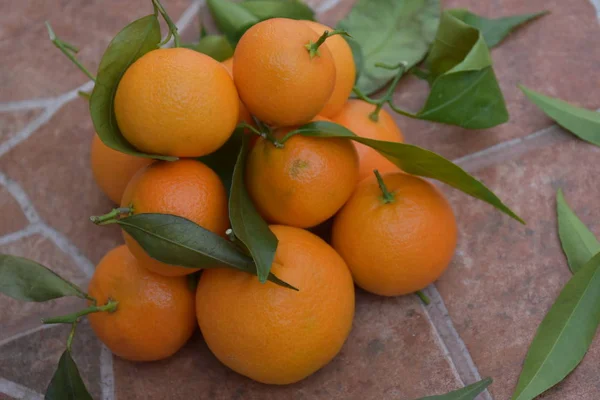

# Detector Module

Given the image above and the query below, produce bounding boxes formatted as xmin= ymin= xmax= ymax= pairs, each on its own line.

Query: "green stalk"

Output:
xmin=42 ymin=299 xmax=119 ymax=324
xmin=45 ymin=22 xmax=96 ymax=82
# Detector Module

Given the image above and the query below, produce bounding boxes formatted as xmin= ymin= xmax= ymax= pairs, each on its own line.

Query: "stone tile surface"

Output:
xmin=0 ymin=321 xmax=102 ymax=399
xmin=0 ymin=110 xmax=42 ymax=146
xmin=437 ymin=132 xmax=600 ymax=399
xmin=0 ymin=234 xmax=87 ymax=341
xmin=113 ymin=292 xmax=461 ymax=399
xmin=0 ymin=187 xmax=28 ymax=237
xmin=0 ymin=99 xmax=122 ymax=265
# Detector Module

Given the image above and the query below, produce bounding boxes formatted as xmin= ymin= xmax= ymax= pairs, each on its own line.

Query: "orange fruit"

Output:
xmin=303 ymin=21 xmax=356 ymax=118
xmin=196 ymin=225 xmax=355 ymax=384
xmin=233 ymin=18 xmax=336 ymax=126
xmin=332 ymin=100 xmax=404 ymax=181
xmin=246 ymin=120 xmax=359 ymax=228
xmin=90 ymin=134 xmax=152 ymax=204
xmin=114 ymin=48 xmax=239 ymax=158
xmin=121 ymin=159 xmax=229 ymax=276
xmin=222 ymin=57 xmax=253 ymax=125
xmin=332 ymin=172 xmax=457 ymax=296
xmin=88 ymin=245 xmax=196 ymax=361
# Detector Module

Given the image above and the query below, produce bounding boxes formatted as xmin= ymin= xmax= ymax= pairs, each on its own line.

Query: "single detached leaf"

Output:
xmin=239 ymin=0 xmax=315 ymax=21
xmin=414 ymin=377 xmax=493 ymax=399
xmin=512 ymin=252 xmax=600 ymax=400
xmin=415 ymin=11 xmax=508 ymax=129
xmin=229 ymin=135 xmax=278 ymax=283
xmin=337 ymin=0 xmax=441 ymax=94
xmin=89 ymin=15 xmax=174 ymax=161
xmin=118 ymin=213 xmax=294 ymax=289
xmin=449 ymin=9 xmax=548 ymax=48
xmin=0 ymin=255 xmax=86 ymax=302
xmin=556 ymin=189 xmax=600 ymax=274
xmin=520 ymin=85 xmax=600 ymax=146
xmin=183 ymin=34 xmax=234 ymax=61
xmin=198 ymin=129 xmax=244 ymax=195
xmin=286 ymin=121 xmax=523 ymax=223
xmin=45 ymin=350 xmax=93 ymax=400
xmin=207 ymin=0 xmax=260 ymax=44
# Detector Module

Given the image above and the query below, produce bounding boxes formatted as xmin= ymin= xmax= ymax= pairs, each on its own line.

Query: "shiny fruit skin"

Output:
xmin=233 ymin=18 xmax=336 ymax=126
xmin=114 ymin=48 xmax=239 ymax=157
xmin=196 ymin=225 xmax=355 ymax=384
xmin=88 ymin=245 xmax=196 ymax=361
xmin=332 ymin=100 xmax=404 ymax=181
xmin=332 ymin=173 xmax=457 ymax=296
xmin=121 ymin=159 xmax=229 ymax=276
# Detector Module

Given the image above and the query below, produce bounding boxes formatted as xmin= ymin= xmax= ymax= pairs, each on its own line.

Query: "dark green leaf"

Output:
xmin=239 ymin=0 xmax=315 ymax=21
xmin=183 ymin=34 xmax=234 ymax=61
xmin=0 ymin=255 xmax=86 ymax=302
xmin=414 ymin=377 xmax=492 ymax=399
xmin=415 ymin=11 xmax=508 ymax=129
xmin=520 ymin=85 xmax=600 ymax=147
xmin=229 ymin=135 xmax=278 ymax=283
xmin=90 ymin=15 xmax=174 ymax=161
xmin=511 ymin=252 xmax=600 ymax=400
xmin=449 ymin=9 xmax=548 ymax=48
xmin=337 ymin=0 xmax=440 ymax=94
xmin=198 ymin=128 xmax=244 ymax=195
xmin=556 ymin=189 xmax=600 ymax=274
xmin=45 ymin=350 xmax=93 ymax=400
xmin=117 ymin=213 xmax=295 ymax=289
xmin=286 ymin=121 xmax=523 ymax=223
xmin=207 ymin=0 xmax=260 ymax=44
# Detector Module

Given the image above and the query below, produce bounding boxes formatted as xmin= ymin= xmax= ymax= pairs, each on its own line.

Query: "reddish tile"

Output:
xmin=436 ymin=131 xmax=600 ymax=399
xmin=0 ymin=109 xmax=42 ymax=146
xmin=0 ymin=0 xmax=191 ymax=102
xmin=0 ymin=99 xmax=123 ymax=264
xmin=0 ymin=321 xmax=102 ymax=399
xmin=0 ymin=234 xmax=87 ymax=341
xmin=0 ymin=186 xmax=28 ymax=237
xmin=114 ymin=292 xmax=460 ymax=399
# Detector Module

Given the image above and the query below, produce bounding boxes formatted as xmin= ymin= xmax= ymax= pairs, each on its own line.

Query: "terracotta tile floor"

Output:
xmin=0 ymin=0 xmax=599 ymax=399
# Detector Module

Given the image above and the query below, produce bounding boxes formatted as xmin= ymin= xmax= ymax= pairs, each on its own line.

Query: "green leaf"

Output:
xmin=198 ymin=129 xmax=244 ymax=195
xmin=337 ymin=0 xmax=440 ymax=94
xmin=285 ymin=121 xmax=523 ymax=223
xmin=511 ymin=252 xmax=600 ymax=400
xmin=449 ymin=9 xmax=548 ymax=48
xmin=414 ymin=11 xmax=508 ymax=129
xmin=239 ymin=0 xmax=315 ymax=21
xmin=117 ymin=213 xmax=295 ymax=289
xmin=229 ymin=135 xmax=278 ymax=283
xmin=207 ymin=0 xmax=260 ymax=44
xmin=89 ymin=15 xmax=174 ymax=161
xmin=183 ymin=34 xmax=234 ymax=61
xmin=556 ymin=189 xmax=600 ymax=274
xmin=45 ymin=350 xmax=93 ymax=400
xmin=519 ymin=85 xmax=600 ymax=147
xmin=0 ymin=255 xmax=86 ymax=302
xmin=414 ymin=377 xmax=492 ymax=399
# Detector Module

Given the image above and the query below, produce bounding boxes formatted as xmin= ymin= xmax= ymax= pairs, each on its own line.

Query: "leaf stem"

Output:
xmin=66 ymin=322 xmax=78 ymax=352
xmin=45 ymin=22 xmax=96 ymax=82
xmin=352 ymin=87 xmax=379 ymax=105
xmin=305 ymin=29 xmax=349 ymax=59
xmin=374 ymin=170 xmax=394 ymax=204
xmin=369 ymin=62 xmax=407 ymax=121
xmin=416 ymin=290 xmax=431 ymax=305
xmin=152 ymin=0 xmax=181 ymax=47
xmin=42 ymin=299 xmax=119 ymax=324
xmin=90 ymin=207 xmax=133 ymax=226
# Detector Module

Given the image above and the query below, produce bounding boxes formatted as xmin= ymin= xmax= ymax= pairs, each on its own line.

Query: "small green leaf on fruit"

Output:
xmin=198 ymin=129 xmax=244 ymax=195
xmin=183 ymin=34 xmax=234 ymax=61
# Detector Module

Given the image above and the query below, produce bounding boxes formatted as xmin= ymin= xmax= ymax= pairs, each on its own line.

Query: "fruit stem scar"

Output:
xmin=90 ymin=207 xmax=133 ymax=226
xmin=45 ymin=21 xmax=96 ymax=82
xmin=41 ymin=299 xmax=119 ymax=325
xmin=305 ymin=29 xmax=350 ymax=59
xmin=152 ymin=0 xmax=181 ymax=47
xmin=374 ymin=170 xmax=394 ymax=204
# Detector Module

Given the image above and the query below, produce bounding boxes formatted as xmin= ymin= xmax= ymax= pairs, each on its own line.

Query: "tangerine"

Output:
xmin=222 ymin=57 xmax=253 ymax=126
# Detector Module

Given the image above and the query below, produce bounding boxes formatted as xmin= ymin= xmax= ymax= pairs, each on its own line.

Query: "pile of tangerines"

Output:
xmin=89 ymin=17 xmax=457 ymax=384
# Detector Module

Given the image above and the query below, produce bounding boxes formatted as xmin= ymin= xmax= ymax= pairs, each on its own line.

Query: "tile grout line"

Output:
xmin=0 ymin=324 xmax=54 ymax=348
xmin=315 ymin=0 xmax=344 ymax=13
xmin=0 ymin=225 xmax=39 ymax=246
xmin=100 ymin=345 xmax=115 ymax=400
xmin=0 ymin=377 xmax=44 ymax=400
xmin=590 ymin=0 xmax=600 ymax=20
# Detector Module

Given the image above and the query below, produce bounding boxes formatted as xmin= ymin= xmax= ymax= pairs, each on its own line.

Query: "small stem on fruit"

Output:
xmin=152 ymin=0 xmax=181 ymax=47
xmin=369 ymin=61 xmax=408 ymax=122
xmin=66 ymin=322 xmax=78 ymax=352
xmin=90 ymin=207 xmax=133 ymax=226
xmin=238 ymin=122 xmax=262 ymax=137
xmin=42 ymin=299 xmax=119 ymax=324
xmin=305 ymin=29 xmax=349 ymax=59
xmin=416 ymin=290 xmax=430 ymax=305
xmin=46 ymin=21 xmax=96 ymax=82
xmin=374 ymin=170 xmax=394 ymax=204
